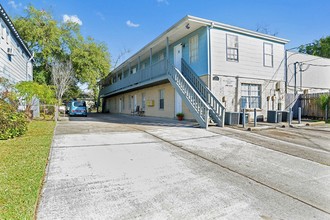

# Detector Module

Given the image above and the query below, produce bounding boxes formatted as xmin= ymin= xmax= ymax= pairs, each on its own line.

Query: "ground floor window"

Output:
xmin=241 ymin=83 xmax=261 ymax=109
xmin=159 ymin=89 xmax=164 ymax=109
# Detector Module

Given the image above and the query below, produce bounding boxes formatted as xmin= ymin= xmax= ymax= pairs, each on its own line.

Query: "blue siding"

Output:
xmin=169 ymin=27 xmax=208 ymax=76
xmin=112 ymin=27 xmax=208 ymax=78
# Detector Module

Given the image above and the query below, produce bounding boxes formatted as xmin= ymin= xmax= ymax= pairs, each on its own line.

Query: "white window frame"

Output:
xmin=241 ymin=83 xmax=261 ymax=109
xmin=131 ymin=67 xmax=137 ymax=74
xmin=6 ymin=31 xmax=10 ymax=44
xmin=263 ymin=43 xmax=273 ymax=67
xmin=226 ymin=34 xmax=239 ymax=62
xmin=189 ymin=35 xmax=198 ymax=63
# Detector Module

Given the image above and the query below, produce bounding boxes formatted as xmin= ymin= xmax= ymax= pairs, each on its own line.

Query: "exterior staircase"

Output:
xmin=181 ymin=59 xmax=225 ymax=127
xmin=167 ymin=62 xmax=211 ymax=128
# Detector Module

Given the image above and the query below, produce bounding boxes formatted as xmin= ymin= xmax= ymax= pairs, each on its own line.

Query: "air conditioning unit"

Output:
xmin=267 ymin=110 xmax=282 ymax=123
xmin=225 ymin=112 xmax=240 ymax=125
xmin=7 ymin=47 xmax=14 ymax=55
xmin=279 ymin=111 xmax=290 ymax=122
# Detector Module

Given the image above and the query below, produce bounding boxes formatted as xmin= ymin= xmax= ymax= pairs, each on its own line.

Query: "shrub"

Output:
xmin=317 ymin=94 xmax=330 ymax=110
xmin=0 ymin=100 xmax=28 ymax=140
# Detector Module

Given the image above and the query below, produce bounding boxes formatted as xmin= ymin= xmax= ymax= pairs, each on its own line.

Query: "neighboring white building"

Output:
xmin=0 ymin=4 xmax=37 ymax=116
xmin=0 ymin=4 xmax=33 ymax=84
xmin=286 ymin=51 xmax=330 ymax=94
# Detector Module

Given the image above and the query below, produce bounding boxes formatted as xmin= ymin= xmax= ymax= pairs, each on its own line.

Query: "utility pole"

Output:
xmin=294 ymin=62 xmax=298 ymax=95
xmin=299 ymin=63 xmax=303 ymax=91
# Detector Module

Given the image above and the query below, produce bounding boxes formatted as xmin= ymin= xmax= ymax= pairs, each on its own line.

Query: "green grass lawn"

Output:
xmin=0 ymin=121 xmax=55 ymax=220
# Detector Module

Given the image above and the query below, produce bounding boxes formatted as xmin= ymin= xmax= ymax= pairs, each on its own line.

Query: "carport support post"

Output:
xmin=243 ymin=108 xmax=246 ymax=128
xmin=298 ymin=107 xmax=301 ymax=124
xmin=254 ymin=108 xmax=257 ymax=127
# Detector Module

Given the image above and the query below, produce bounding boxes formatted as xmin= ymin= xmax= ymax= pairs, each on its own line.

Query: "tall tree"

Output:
xmin=299 ymin=36 xmax=330 ymax=58
xmin=13 ymin=5 xmax=111 ymax=98
xmin=51 ymin=60 xmax=74 ymax=104
xmin=71 ymin=37 xmax=111 ymax=91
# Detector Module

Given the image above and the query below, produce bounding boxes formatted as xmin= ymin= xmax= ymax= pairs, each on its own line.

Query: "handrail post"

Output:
xmin=205 ymin=108 xmax=209 ymax=129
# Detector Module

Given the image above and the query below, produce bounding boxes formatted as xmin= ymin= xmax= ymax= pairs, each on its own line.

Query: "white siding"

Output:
xmin=0 ymin=18 xmax=32 ymax=84
xmin=209 ymin=28 xmax=287 ymax=118
xmin=287 ymin=51 xmax=330 ymax=93
xmin=210 ymin=28 xmax=285 ymax=81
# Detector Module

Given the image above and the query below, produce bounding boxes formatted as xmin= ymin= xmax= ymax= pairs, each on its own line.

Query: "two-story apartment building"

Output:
xmin=99 ymin=15 xmax=289 ymax=127
xmin=0 ymin=4 xmax=33 ymax=84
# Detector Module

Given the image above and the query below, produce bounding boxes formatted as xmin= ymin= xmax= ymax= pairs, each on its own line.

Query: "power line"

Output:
xmin=303 ymin=63 xmax=330 ymax=67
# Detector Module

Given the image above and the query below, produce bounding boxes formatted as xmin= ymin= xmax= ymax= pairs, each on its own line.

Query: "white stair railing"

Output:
xmin=181 ymin=59 xmax=225 ymax=127
xmin=167 ymin=62 xmax=210 ymax=128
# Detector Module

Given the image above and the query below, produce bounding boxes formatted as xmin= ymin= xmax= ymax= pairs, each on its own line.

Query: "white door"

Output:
xmin=142 ymin=93 xmax=146 ymax=110
xmin=133 ymin=95 xmax=137 ymax=110
xmin=174 ymin=44 xmax=183 ymax=114
xmin=119 ymin=98 xmax=122 ymax=113
xmin=174 ymin=44 xmax=182 ymax=71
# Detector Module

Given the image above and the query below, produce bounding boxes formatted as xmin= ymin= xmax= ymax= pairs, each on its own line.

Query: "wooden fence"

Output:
xmin=286 ymin=93 xmax=329 ymax=119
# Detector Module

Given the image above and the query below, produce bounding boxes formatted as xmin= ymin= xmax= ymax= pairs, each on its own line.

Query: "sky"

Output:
xmin=4 ymin=0 xmax=330 ymax=67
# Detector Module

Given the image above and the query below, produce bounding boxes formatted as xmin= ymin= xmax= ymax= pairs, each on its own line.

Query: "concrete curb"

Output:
xmin=247 ymin=126 xmax=277 ymax=131
xmin=306 ymin=121 xmax=326 ymax=126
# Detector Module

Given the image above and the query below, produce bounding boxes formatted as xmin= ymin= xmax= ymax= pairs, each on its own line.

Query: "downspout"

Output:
xmin=207 ymin=26 xmax=212 ymax=90
xmin=26 ymin=51 xmax=34 ymax=81
xmin=166 ymin=37 xmax=169 ymax=71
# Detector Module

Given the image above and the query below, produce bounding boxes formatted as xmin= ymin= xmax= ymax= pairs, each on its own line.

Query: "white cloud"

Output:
xmin=8 ymin=0 xmax=22 ymax=9
xmin=126 ymin=20 xmax=140 ymax=28
xmin=157 ymin=0 xmax=169 ymax=5
xmin=63 ymin=14 xmax=83 ymax=26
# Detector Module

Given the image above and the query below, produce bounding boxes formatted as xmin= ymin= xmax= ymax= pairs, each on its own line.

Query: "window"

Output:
xmin=264 ymin=43 xmax=273 ymax=67
xmin=159 ymin=52 xmax=164 ymax=61
xmin=1 ymin=25 xmax=4 ymax=39
xmin=189 ymin=35 xmax=198 ymax=63
xmin=73 ymin=101 xmax=86 ymax=107
xmin=131 ymin=67 xmax=137 ymax=74
xmin=159 ymin=89 xmax=164 ymax=109
xmin=226 ymin=34 xmax=238 ymax=61
xmin=6 ymin=31 xmax=10 ymax=44
xmin=122 ymin=96 xmax=125 ymax=110
xmin=241 ymin=84 xmax=261 ymax=109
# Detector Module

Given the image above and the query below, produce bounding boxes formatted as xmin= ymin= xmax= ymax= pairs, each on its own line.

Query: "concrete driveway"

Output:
xmin=37 ymin=113 xmax=330 ymax=219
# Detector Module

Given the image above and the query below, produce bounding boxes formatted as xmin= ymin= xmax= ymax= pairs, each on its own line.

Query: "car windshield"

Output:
xmin=73 ymin=101 xmax=85 ymax=107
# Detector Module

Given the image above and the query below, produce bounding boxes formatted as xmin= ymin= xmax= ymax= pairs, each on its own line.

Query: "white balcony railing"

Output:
xmin=100 ymin=59 xmax=166 ymax=96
